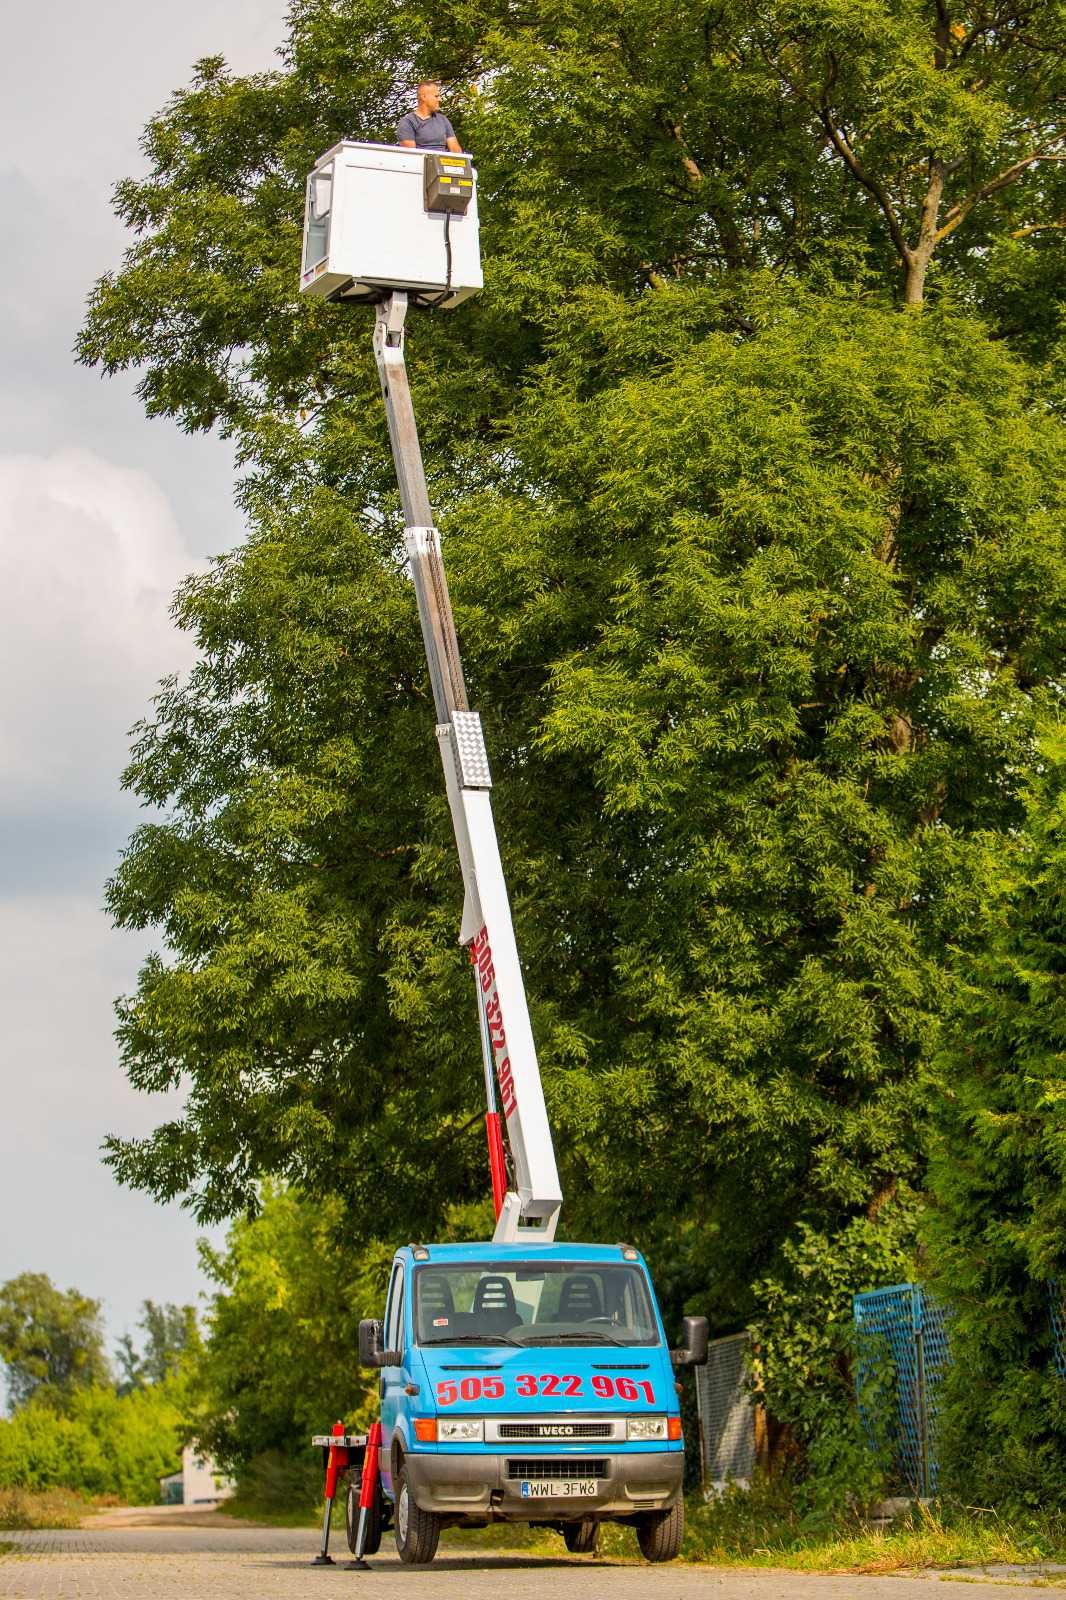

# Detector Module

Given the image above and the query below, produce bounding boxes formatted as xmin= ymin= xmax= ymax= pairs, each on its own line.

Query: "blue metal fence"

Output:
xmin=854 ymin=1282 xmax=1066 ymax=1492
xmin=853 ymin=1283 xmax=951 ymax=1497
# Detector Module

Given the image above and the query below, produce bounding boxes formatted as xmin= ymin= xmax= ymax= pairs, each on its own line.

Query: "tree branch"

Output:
xmin=817 ymin=96 xmax=913 ymax=267
xmin=934 ymin=0 xmax=951 ymax=70
xmin=663 ymin=118 xmax=704 ymax=186
xmin=937 ymin=148 xmax=1066 ymax=241
xmin=1011 ymin=219 xmax=1066 ymax=238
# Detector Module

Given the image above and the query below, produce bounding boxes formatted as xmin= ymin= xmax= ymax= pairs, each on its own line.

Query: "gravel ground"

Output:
xmin=2 ymin=1525 xmax=1064 ymax=1598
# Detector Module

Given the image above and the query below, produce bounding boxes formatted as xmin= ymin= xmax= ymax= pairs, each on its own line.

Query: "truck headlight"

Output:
xmin=438 ymin=1418 xmax=484 ymax=1442
xmin=627 ymin=1416 xmax=668 ymax=1441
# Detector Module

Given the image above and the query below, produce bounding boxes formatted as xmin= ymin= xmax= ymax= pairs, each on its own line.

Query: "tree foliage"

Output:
xmin=0 ymin=1278 xmax=186 ymax=1502
xmin=927 ymin=740 xmax=1066 ymax=1506
xmin=0 ymin=1275 xmax=111 ymax=1412
xmin=79 ymin=0 xmax=1066 ymax=1444
xmin=751 ymin=0 xmax=1066 ymax=304
xmin=115 ymin=1301 xmax=201 ymax=1394
xmin=0 ymin=1383 xmax=183 ymax=1503
xmin=188 ymin=1184 xmax=388 ymax=1471
xmin=750 ymin=1200 xmax=918 ymax=1506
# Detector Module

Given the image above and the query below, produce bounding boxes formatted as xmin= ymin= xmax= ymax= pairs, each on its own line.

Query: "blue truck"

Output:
xmin=301 ymin=150 xmax=708 ymax=1566
xmin=356 ymin=1243 xmax=707 ymax=1564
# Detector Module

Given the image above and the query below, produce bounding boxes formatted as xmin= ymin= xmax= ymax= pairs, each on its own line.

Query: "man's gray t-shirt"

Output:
xmin=396 ymin=110 xmax=455 ymax=149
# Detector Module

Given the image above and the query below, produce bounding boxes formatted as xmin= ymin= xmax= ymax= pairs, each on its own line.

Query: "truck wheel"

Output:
xmin=394 ymin=1464 xmax=440 ymax=1565
xmin=636 ymin=1497 xmax=684 ymax=1563
xmin=562 ymin=1519 xmax=598 ymax=1554
xmin=345 ymin=1473 xmax=382 ymax=1557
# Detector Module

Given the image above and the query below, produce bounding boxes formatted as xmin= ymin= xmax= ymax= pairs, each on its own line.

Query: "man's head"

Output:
xmin=416 ymin=80 xmax=442 ymax=114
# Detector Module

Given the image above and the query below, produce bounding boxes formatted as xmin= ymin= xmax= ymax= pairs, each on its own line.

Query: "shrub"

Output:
xmin=0 ymin=1487 xmax=87 ymax=1530
xmin=0 ymin=1383 xmax=183 ymax=1503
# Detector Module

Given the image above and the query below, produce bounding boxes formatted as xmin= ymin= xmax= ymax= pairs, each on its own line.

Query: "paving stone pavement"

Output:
xmin=1 ymin=1528 xmax=1063 ymax=1599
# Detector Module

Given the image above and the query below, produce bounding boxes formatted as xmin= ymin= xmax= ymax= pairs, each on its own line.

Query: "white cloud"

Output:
xmin=0 ymin=892 xmax=226 ymax=1345
xmin=0 ymin=450 xmax=223 ymax=1341
xmin=0 ymin=448 xmax=198 ymax=818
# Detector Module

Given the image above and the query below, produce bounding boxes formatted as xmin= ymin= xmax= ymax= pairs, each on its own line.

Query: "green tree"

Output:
xmin=188 ymin=1185 xmax=385 ymax=1472
xmin=78 ymin=0 xmax=1066 ymax=445
xmin=926 ymin=738 xmax=1066 ymax=1506
xmin=0 ymin=1383 xmax=184 ymax=1502
xmin=116 ymin=1301 xmax=201 ymax=1393
xmin=0 ymin=1275 xmax=110 ymax=1411
xmin=749 ymin=0 xmax=1066 ymax=306
xmin=93 ymin=280 xmax=1066 ymax=1312
xmin=79 ymin=0 xmax=1066 ymax=1444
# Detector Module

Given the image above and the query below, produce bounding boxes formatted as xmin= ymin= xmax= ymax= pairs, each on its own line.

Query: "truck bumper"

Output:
xmin=402 ymin=1450 xmax=683 ymax=1521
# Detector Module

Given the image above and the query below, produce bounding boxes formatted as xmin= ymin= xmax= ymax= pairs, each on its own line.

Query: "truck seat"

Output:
xmin=558 ymin=1274 xmax=603 ymax=1322
xmin=472 ymin=1275 xmax=520 ymax=1334
xmin=417 ymin=1273 xmax=456 ymax=1340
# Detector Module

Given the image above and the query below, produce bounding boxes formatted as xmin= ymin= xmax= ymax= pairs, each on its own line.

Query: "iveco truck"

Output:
xmin=358 ymin=1242 xmax=707 ymax=1563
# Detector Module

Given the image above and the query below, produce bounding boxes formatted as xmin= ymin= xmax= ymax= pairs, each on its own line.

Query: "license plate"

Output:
xmin=520 ymin=1479 xmax=597 ymax=1499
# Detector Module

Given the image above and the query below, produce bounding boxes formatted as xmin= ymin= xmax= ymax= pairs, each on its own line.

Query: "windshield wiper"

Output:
xmin=519 ymin=1331 xmax=628 ymax=1347
xmin=420 ymin=1333 xmax=522 ymax=1346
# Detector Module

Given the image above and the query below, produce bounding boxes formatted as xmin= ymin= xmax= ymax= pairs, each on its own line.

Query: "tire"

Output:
xmin=562 ymin=1519 xmax=598 ymax=1554
xmin=636 ymin=1497 xmax=684 ymax=1563
xmin=345 ymin=1473 xmax=382 ymax=1557
xmin=393 ymin=1463 xmax=441 ymax=1565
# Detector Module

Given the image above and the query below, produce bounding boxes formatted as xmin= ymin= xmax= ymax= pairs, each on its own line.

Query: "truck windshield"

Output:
xmin=413 ymin=1261 xmax=659 ymax=1347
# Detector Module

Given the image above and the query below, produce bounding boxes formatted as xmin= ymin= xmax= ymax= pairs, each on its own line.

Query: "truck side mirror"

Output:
xmin=670 ymin=1314 xmax=709 ymax=1367
xmin=359 ymin=1318 xmax=386 ymax=1368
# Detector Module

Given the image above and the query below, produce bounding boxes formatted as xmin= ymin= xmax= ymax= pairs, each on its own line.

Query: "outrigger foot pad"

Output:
xmin=312 ymin=1554 xmax=335 ymax=1565
xmin=345 ymin=1558 xmax=371 ymax=1570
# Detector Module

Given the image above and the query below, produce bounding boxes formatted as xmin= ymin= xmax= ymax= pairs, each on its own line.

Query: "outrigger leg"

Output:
xmin=312 ymin=1420 xmax=348 ymax=1564
xmin=346 ymin=1420 xmax=383 ymax=1570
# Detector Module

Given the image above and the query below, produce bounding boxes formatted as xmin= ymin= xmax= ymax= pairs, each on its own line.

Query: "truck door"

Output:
xmin=379 ymin=1261 xmax=406 ymax=1494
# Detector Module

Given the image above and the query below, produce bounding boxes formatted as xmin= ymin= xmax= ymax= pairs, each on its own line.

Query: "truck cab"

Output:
xmin=359 ymin=1241 xmax=707 ymax=1564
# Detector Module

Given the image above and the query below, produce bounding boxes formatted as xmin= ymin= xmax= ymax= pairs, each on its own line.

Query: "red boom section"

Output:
xmin=485 ymin=1111 xmax=506 ymax=1218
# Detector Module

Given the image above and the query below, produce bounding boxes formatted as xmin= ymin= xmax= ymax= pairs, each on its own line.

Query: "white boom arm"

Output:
xmin=373 ymin=293 xmax=562 ymax=1242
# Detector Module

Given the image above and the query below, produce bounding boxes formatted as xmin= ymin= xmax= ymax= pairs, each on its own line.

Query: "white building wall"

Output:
xmin=181 ymin=1444 xmax=235 ymax=1504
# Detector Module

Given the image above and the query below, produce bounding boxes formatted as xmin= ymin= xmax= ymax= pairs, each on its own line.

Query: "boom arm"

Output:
xmin=373 ymin=293 xmax=562 ymax=1242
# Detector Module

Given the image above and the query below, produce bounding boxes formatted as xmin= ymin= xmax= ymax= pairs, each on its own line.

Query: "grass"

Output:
xmin=0 ymin=1488 xmax=89 ymax=1531
xmin=680 ymin=1480 xmax=1066 ymax=1574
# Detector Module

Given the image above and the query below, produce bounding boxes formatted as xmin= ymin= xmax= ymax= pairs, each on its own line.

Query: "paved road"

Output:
xmin=0 ymin=1526 xmax=1059 ymax=1598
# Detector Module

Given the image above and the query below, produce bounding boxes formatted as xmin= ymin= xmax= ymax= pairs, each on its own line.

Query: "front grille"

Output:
xmin=506 ymin=1459 xmax=608 ymax=1480
xmin=498 ymin=1423 xmax=612 ymax=1440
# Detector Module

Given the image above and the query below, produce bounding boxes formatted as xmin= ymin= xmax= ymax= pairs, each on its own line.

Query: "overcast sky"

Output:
xmin=0 ymin=1 xmax=290 ymax=1360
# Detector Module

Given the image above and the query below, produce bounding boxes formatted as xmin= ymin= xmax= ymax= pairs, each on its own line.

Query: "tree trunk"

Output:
xmin=902 ymin=252 xmax=929 ymax=306
xmin=902 ymin=160 xmax=944 ymax=307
